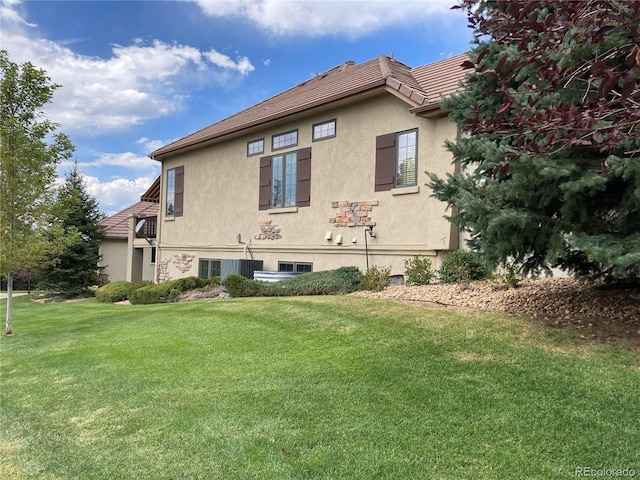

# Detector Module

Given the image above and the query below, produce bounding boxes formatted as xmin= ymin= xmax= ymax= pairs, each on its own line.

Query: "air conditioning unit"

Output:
xmin=220 ymin=259 xmax=264 ymax=281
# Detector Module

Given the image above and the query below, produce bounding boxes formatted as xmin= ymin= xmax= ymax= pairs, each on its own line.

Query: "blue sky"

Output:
xmin=1 ymin=0 xmax=473 ymax=215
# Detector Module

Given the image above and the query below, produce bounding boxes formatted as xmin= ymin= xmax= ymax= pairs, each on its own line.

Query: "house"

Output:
xmin=98 ymin=178 xmax=160 ymax=283
xmin=148 ymin=53 xmax=469 ymax=282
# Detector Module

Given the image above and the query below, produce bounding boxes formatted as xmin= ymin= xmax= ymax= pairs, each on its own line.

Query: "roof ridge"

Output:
xmin=378 ymin=54 xmax=393 ymax=79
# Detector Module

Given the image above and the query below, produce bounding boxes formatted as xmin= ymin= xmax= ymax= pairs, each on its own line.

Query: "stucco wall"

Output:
xmin=157 ymin=93 xmax=458 ymax=279
xmin=99 ymin=239 xmax=127 ymax=282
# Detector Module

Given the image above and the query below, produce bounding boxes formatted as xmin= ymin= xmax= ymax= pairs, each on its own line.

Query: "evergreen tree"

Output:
xmin=429 ymin=1 xmax=640 ymax=281
xmin=1 ymin=50 xmax=74 ymax=334
xmin=39 ymin=162 xmax=104 ymax=295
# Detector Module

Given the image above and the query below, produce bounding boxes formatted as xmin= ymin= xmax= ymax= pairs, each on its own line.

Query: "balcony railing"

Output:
xmin=135 ymin=216 xmax=157 ymax=239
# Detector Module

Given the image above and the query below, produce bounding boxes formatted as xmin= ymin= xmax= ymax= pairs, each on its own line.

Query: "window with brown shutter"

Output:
xmin=296 ymin=147 xmax=311 ymax=207
xmin=259 ymin=156 xmax=272 ymax=210
xmin=174 ymin=166 xmax=184 ymax=216
xmin=259 ymin=147 xmax=311 ymax=210
xmin=375 ymin=133 xmax=396 ymax=191
xmin=375 ymin=129 xmax=418 ymax=191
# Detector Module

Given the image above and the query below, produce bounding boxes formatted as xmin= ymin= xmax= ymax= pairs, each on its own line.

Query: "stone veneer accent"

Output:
xmin=157 ymin=258 xmax=171 ymax=282
xmin=255 ymin=220 xmax=282 ymax=240
xmin=173 ymin=253 xmax=195 ymax=273
xmin=329 ymin=200 xmax=378 ymax=227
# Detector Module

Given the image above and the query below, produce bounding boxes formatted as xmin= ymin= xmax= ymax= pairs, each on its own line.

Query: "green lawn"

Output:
xmin=1 ymin=295 xmax=638 ymax=479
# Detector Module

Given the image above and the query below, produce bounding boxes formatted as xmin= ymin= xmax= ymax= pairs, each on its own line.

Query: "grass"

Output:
xmin=1 ymin=294 xmax=639 ymax=479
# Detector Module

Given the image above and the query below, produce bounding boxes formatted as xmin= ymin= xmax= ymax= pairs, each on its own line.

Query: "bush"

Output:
xmin=362 ymin=265 xmax=391 ymax=292
xmin=260 ymin=266 xmax=364 ymax=297
xmin=130 ymin=277 xmax=209 ymax=304
xmin=404 ymin=256 xmax=434 ymax=285
xmin=224 ymin=274 xmax=262 ymax=298
xmin=439 ymin=250 xmax=488 ymax=284
xmin=95 ymin=281 xmax=132 ymax=303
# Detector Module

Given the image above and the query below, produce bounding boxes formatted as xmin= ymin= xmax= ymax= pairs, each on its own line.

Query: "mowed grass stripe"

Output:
xmin=1 ymin=295 xmax=638 ymax=479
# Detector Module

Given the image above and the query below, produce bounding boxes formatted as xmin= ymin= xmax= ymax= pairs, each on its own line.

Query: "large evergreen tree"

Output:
xmin=429 ymin=0 xmax=640 ymax=281
xmin=1 ymin=50 xmax=74 ymax=334
xmin=39 ymin=162 xmax=104 ymax=296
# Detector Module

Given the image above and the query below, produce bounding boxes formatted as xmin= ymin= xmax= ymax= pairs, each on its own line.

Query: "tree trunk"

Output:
xmin=5 ymin=272 xmax=13 ymax=335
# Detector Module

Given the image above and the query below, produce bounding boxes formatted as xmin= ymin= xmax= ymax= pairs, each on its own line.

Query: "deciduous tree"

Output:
xmin=0 ymin=50 xmax=74 ymax=334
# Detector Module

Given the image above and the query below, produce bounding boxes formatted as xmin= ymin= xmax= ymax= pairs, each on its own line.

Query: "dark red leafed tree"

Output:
xmin=429 ymin=0 xmax=640 ymax=281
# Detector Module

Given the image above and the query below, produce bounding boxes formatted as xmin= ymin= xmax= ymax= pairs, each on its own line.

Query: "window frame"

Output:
xmin=395 ymin=128 xmax=418 ymax=188
xmin=272 ymin=129 xmax=298 ymax=151
xmin=271 ymin=151 xmax=298 ymax=208
xmin=278 ymin=261 xmax=313 ymax=273
xmin=247 ymin=138 xmax=264 ymax=157
xmin=165 ymin=166 xmax=184 ymax=217
xmin=198 ymin=258 xmax=221 ymax=279
xmin=259 ymin=147 xmax=311 ymax=210
xmin=312 ymin=119 xmax=336 ymax=142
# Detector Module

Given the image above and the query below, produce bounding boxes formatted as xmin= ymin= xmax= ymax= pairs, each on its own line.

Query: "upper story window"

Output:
xmin=312 ymin=119 xmax=336 ymax=141
xmin=374 ymin=129 xmax=418 ymax=191
xmin=259 ymin=148 xmax=311 ymax=210
xmin=247 ymin=138 xmax=264 ymax=156
xmin=166 ymin=166 xmax=184 ymax=216
xmin=396 ymin=129 xmax=417 ymax=187
xmin=271 ymin=151 xmax=298 ymax=207
xmin=272 ymin=129 xmax=298 ymax=151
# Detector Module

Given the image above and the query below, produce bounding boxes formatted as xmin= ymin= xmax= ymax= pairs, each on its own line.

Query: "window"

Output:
xmin=278 ymin=261 xmax=313 ymax=273
xmin=396 ymin=130 xmax=417 ymax=187
xmin=198 ymin=259 xmax=221 ymax=279
xmin=259 ymin=147 xmax=311 ymax=210
xmin=151 ymin=247 xmax=156 ymax=264
xmin=272 ymin=152 xmax=297 ymax=207
xmin=313 ymin=119 xmax=336 ymax=141
xmin=374 ymin=129 xmax=418 ymax=191
xmin=165 ymin=166 xmax=184 ymax=216
xmin=272 ymin=130 xmax=298 ymax=150
xmin=247 ymin=138 xmax=264 ymax=156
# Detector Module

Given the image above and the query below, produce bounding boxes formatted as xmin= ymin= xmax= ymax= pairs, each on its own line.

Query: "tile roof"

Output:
xmin=99 ymin=201 xmax=159 ymax=239
xmin=150 ymin=53 xmax=470 ymax=159
xmin=411 ymin=52 xmax=469 ymax=112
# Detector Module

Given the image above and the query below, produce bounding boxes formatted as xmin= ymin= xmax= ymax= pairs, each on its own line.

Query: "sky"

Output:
xmin=1 ymin=0 xmax=474 ymax=215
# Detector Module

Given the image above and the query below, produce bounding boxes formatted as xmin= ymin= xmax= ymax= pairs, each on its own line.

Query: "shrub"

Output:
xmin=362 ymin=265 xmax=391 ymax=292
xmin=95 ymin=281 xmax=132 ymax=303
xmin=404 ymin=256 xmax=434 ymax=285
xmin=260 ymin=266 xmax=364 ymax=297
xmin=130 ymin=277 xmax=209 ymax=304
xmin=224 ymin=274 xmax=262 ymax=298
xmin=439 ymin=250 xmax=488 ymax=284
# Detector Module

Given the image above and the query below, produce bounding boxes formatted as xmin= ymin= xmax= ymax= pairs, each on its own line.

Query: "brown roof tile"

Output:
xmin=150 ymin=53 xmax=469 ymax=159
xmin=99 ymin=201 xmax=159 ymax=239
xmin=411 ymin=53 xmax=470 ymax=108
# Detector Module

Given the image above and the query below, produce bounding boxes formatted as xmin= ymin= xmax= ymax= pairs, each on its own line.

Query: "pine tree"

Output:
xmin=39 ymin=162 xmax=104 ymax=296
xmin=429 ymin=1 xmax=640 ymax=281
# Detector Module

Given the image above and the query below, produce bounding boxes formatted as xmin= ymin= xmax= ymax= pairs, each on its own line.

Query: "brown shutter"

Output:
xmin=296 ymin=147 xmax=311 ymax=207
xmin=375 ymin=133 xmax=396 ymax=191
xmin=174 ymin=166 xmax=184 ymax=216
xmin=259 ymin=156 xmax=272 ymax=210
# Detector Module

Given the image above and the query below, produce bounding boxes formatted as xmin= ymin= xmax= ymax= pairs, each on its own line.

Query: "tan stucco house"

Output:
xmin=98 ymin=179 xmax=159 ymax=283
xmin=148 ymin=53 xmax=468 ymax=282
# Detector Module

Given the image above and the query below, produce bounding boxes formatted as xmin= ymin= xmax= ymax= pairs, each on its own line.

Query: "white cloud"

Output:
xmin=85 ymin=175 xmax=159 ymax=215
xmin=192 ymin=0 xmax=455 ymax=38
xmin=90 ymin=152 xmax=159 ymax=170
xmin=1 ymin=1 xmax=255 ymax=133
xmin=136 ymin=137 xmax=166 ymax=154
